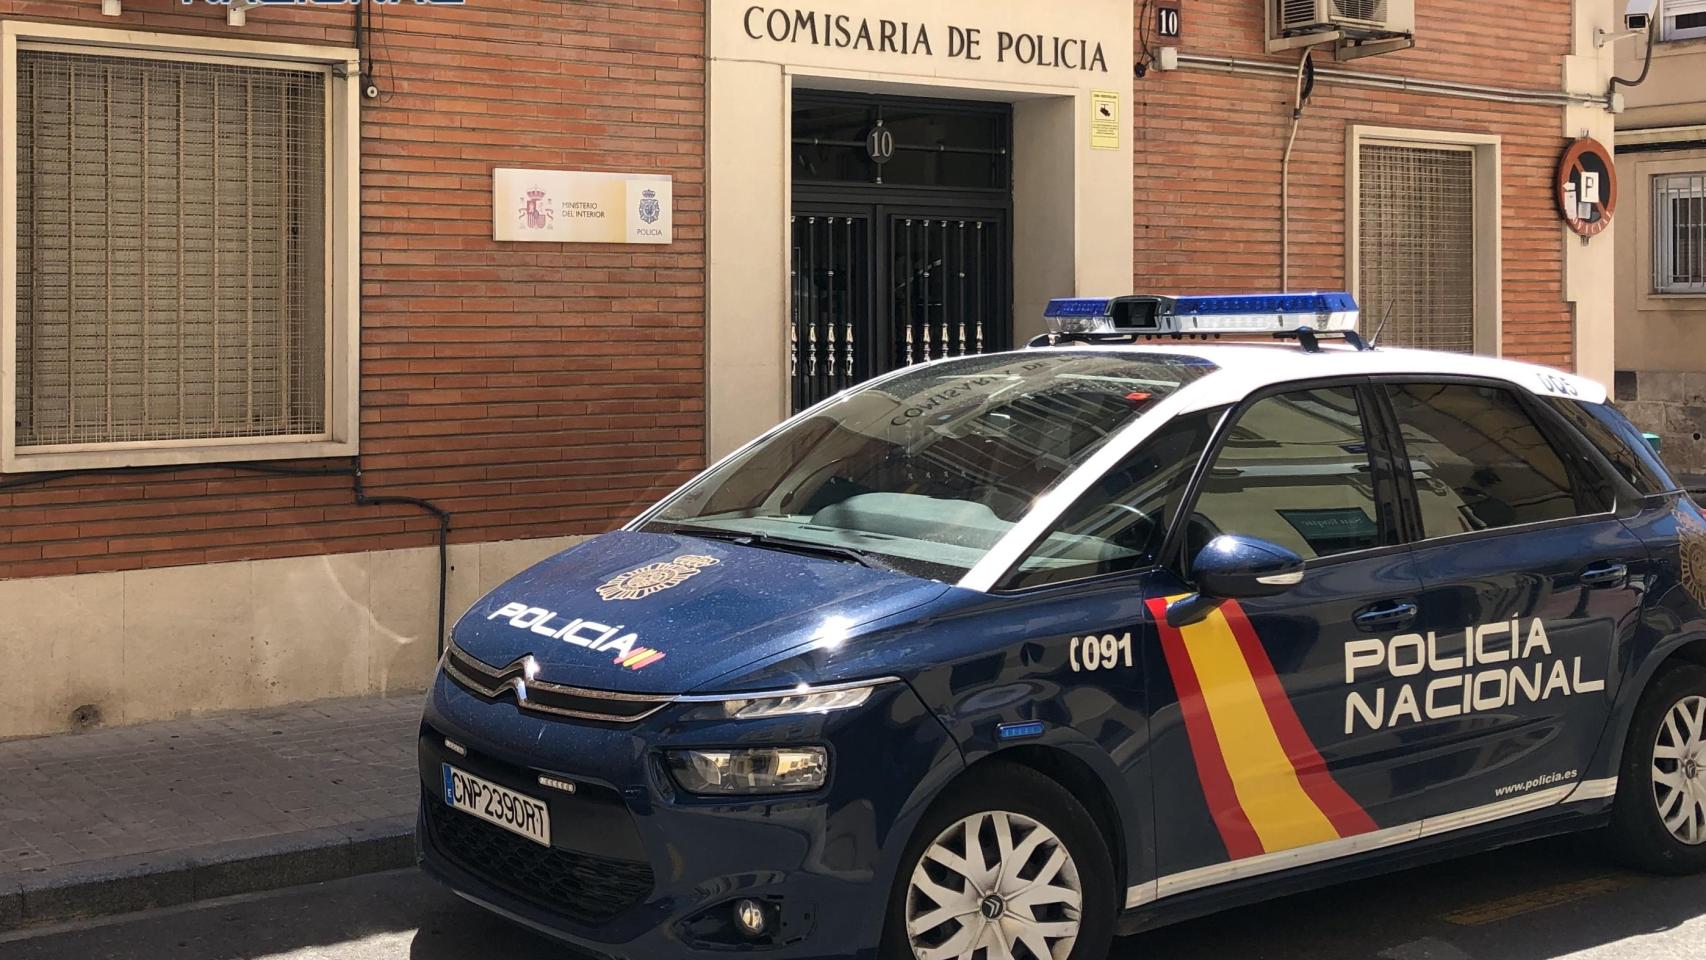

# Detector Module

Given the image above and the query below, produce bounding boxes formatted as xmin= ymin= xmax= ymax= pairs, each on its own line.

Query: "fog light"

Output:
xmin=734 ymin=898 xmax=767 ymax=937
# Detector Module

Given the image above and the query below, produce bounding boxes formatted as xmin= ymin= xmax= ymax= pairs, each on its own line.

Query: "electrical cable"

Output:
xmin=1610 ymin=13 xmax=1658 ymax=94
xmin=1135 ymin=0 xmax=1156 ymax=75
xmin=1279 ymin=46 xmax=1316 ymax=293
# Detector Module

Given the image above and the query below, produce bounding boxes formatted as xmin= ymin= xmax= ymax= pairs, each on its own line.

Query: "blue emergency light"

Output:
xmin=1043 ymin=291 xmax=1359 ymax=338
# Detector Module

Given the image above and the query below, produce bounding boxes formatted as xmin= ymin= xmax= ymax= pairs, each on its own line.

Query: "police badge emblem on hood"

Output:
xmin=449 ymin=531 xmax=951 ymax=694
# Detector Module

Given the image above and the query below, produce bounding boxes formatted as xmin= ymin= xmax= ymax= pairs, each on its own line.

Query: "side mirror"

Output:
xmin=1167 ymin=535 xmax=1305 ymax=627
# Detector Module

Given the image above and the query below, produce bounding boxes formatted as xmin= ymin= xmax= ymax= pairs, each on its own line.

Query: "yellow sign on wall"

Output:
xmin=1090 ymin=90 xmax=1120 ymax=150
xmin=493 ymin=169 xmax=673 ymax=244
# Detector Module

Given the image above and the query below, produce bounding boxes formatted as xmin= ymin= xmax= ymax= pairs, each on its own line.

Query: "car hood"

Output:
xmin=450 ymin=530 xmax=952 ymax=694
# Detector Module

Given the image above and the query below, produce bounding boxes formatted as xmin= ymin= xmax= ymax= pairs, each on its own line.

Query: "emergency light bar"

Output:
xmin=1042 ymin=292 xmax=1359 ymax=338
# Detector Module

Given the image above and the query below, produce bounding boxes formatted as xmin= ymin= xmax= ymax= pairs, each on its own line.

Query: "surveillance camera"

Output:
xmin=1624 ymin=0 xmax=1654 ymax=31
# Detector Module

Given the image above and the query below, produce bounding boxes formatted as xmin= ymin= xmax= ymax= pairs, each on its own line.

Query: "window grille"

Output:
xmin=1654 ymin=172 xmax=1706 ymax=294
xmin=15 ymin=48 xmax=327 ymax=449
xmin=1357 ymin=143 xmax=1477 ymax=353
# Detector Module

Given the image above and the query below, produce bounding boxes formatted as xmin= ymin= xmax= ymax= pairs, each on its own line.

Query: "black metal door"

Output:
xmin=790 ymin=212 xmax=872 ymax=411
xmin=888 ymin=212 xmax=1006 ymax=367
xmin=790 ymin=90 xmax=1012 ymax=412
xmin=789 ymin=208 xmax=1008 ymax=411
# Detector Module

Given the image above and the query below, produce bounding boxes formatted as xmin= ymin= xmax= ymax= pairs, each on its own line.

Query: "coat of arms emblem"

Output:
xmin=597 ymin=554 xmax=719 ymax=601
xmin=519 ymin=188 xmax=554 ymax=230
xmin=1679 ymin=507 xmax=1706 ymax=607
xmin=638 ymin=188 xmax=661 ymax=225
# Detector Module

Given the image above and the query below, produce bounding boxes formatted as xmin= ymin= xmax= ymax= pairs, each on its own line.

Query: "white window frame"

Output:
xmin=0 ymin=23 xmax=360 ymax=473
xmin=1345 ymin=126 xmax=1502 ymax=356
xmin=1653 ymin=171 xmax=1706 ymax=294
xmin=1662 ymin=0 xmax=1706 ymax=41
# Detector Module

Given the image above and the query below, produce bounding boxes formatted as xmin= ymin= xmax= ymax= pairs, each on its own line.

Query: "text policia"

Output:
xmin=1342 ymin=618 xmax=1605 ymax=735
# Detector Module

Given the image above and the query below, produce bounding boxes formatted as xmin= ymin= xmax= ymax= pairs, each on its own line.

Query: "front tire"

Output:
xmin=880 ymin=763 xmax=1115 ymax=960
xmin=1608 ymin=663 xmax=1706 ymax=874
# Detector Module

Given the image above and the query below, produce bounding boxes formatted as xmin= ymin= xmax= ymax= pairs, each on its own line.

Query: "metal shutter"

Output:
xmin=1357 ymin=143 xmax=1477 ymax=353
xmin=15 ymin=49 xmax=327 ymax=448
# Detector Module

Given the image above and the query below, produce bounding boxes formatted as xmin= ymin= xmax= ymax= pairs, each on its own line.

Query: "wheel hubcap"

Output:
xmin=1653 ymin=695 xmax=1706 ymax=845
xmin=905 ymin=810 xmax=1083 ymax=960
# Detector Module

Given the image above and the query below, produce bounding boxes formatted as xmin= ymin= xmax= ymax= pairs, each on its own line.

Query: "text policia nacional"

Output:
xmin=1343 ymin=618 xmax=1606 ymax=735
xmin=740 ymin=7 xmax=1110 ymax=73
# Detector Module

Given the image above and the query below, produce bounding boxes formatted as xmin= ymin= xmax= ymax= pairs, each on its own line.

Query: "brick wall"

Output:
xmin=0 ymin=0 xmax=1585 ymax=582
xmin=1133 ymin=0 xmax=1575 ymax=368
xmin=0 ymin=0 xmax=707 ymax=581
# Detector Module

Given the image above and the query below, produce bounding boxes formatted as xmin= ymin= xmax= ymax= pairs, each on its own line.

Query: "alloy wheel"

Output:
xmin=1653 ymin=695 xmax=1706 ymax=845
xmin=905 ymin=810 xmax=1083 ymax=960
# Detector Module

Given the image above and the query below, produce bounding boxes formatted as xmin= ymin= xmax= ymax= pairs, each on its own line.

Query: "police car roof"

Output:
xmin=1023 ymin=340 xmax=1607 ymax=408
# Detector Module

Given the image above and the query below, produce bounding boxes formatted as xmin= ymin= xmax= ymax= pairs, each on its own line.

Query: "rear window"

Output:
xmin=1387 ymin=383 xmax=1594 ymax=537
xmin=1545 ymin=398 xmax=1678 ymax=496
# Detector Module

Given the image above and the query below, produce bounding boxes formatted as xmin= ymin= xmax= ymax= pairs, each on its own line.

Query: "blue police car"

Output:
xmin=417 ymin=292 xmax=1706 ymax=960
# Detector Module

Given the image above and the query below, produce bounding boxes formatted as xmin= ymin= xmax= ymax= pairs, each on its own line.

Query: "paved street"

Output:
xmin=4 ymin=834 xmax=1704 ymax=960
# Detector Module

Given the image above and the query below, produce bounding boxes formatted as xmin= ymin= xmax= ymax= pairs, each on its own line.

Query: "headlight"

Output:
xmin=665 ymin=747 xmax=829 ymax=795
xmin=678 ymin=679 xmax=893 ymax=721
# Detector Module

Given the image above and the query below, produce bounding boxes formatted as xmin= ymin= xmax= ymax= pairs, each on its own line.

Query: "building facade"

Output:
xmin=0 ymin=0 xmax=1618 ymax=738
xmin=1612 ymin=0 xmax=1706 ymax=475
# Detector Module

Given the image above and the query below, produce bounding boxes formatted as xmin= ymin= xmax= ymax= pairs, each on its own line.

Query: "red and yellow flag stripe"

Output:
xmin=616 ymin=648 xmax=666 ymax=671
xmin=1148 ymin=596 xmax=1376 ymax=860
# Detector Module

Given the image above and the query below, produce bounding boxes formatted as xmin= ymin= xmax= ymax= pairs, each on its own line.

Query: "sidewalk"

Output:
xmin=0 ymin=695 xmax=423 ymax=931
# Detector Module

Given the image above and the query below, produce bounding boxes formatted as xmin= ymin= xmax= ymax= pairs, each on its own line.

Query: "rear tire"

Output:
xmin=1607 ymin=663 xmax=1706 ymax=875
xmin=879 ymin=762 xmax=1116 ymax=960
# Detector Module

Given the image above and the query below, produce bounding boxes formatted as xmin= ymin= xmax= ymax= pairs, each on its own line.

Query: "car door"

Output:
xmin=1146 ymin=382 xmax=1429 ymax=892
xmin=1379 ymin=379 xmax=1646 ymax=815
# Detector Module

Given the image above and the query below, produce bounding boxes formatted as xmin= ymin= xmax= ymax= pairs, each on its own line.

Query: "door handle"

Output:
xmin=1354 ymin=600 xmax=1418 ymax=633
xmin=1579 ymin=561 xmax=1629 ymax=588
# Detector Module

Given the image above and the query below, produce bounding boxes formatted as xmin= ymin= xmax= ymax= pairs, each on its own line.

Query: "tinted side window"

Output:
xmin=1546 ymin=397 xmax=1677 ymax=495
xmin=1002 ymin=410 xmax=1220 ymax=590
xmin=1387 ymin=383 xmax=1587 ymax=537
xmin=1186 ymin=387 xmax=1382 ymax=561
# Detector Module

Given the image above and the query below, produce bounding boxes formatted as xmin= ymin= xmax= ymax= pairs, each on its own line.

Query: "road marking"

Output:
xmin=1440 ymin=874 xmax=1643 ymax=926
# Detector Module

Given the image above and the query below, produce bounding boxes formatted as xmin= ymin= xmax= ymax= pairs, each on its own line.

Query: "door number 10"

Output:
xmin=1070 ymin=633 xmax=1134 ymax=672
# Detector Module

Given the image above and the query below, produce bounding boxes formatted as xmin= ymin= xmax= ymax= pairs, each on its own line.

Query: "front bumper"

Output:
xmin=415 ymin=669 xmax=964 ymax=960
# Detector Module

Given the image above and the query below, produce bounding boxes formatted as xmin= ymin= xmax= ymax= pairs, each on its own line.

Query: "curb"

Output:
xmin=0 ymin=814 xmax=415 ymax=933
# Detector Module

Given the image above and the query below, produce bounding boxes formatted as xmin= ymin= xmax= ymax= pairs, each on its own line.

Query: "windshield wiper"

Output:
xmin=664 ymin=524 xmax=901 ymax=574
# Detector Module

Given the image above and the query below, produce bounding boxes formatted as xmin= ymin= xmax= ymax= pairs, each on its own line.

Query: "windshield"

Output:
xmin=643 ymin=351 xmax=1217 ymax=581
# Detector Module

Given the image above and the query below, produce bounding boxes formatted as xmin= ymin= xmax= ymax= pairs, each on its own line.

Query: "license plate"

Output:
xmin=441 ymin=763 xmax=551 ymax=847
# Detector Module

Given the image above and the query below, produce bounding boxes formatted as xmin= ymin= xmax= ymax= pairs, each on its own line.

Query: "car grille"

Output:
xmin=425 ymin=797 xmax=654 ymax=925
xmin=442 ymin=642 xmax=673 ymax=723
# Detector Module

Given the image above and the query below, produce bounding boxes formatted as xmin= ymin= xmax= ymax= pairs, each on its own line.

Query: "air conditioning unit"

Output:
xmin=1278 ymin=0 xmax=1388 ymax=32
xmin=1268 ymin=0 xmax=1413 ymax=56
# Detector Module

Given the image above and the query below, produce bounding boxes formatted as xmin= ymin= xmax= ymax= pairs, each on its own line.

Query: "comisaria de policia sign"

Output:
xmin=737 ymin=6 xmax=1109 ymax=72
